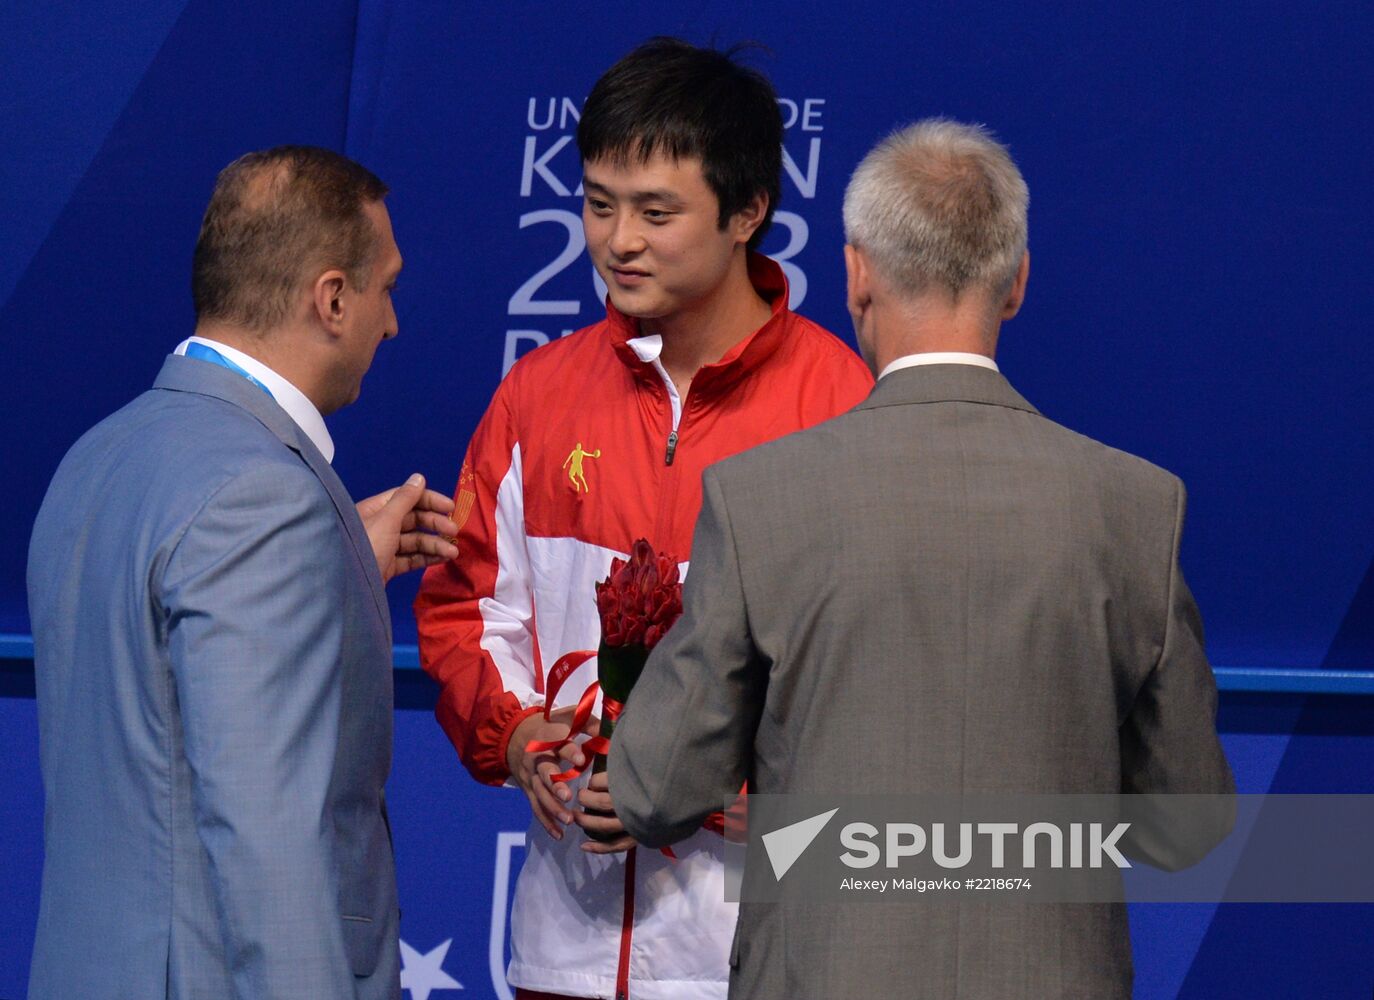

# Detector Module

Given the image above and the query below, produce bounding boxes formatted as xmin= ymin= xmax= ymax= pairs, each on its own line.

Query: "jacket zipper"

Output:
xmin=616 ymin=847 xmax=637 ymax=999
xmin=623 ymin=376 xmax=682 ymax=998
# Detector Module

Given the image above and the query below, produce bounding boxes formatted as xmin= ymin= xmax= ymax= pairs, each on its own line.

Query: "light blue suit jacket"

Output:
xmin=28 ymin=354 xmax=400 ymax=999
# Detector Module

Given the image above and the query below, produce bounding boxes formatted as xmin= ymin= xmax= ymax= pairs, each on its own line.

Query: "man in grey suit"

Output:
xmin=608 ymin=120 xmax=1234 ymax=997
xmin=27 ymin=146 xmax=458 ymax=999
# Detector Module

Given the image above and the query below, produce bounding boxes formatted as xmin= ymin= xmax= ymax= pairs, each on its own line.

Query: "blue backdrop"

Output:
xmin=2 ymin=2 xmax=1372 ymax=997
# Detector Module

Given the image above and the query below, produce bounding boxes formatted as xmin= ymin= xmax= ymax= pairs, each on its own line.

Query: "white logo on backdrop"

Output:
xmin=400 ymin=936 xmax=463 ymax=998
xmin=487 ymin=830 xmax=527 ymax=1000
xmin=504 ymin=95 xmax=828 ymax=376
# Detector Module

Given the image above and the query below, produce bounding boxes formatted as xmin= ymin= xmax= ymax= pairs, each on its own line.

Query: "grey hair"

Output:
xmin=842 ymin=119 xmax=1028 ymax=299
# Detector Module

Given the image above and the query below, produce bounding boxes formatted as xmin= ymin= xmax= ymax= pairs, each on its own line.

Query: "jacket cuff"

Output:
xmin=493 ymin=704 xmax=546 ymax=784
xmin=436 ymin=688 xmax=542 ymax=787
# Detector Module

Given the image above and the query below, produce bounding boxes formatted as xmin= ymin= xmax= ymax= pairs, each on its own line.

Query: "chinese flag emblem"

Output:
xmin=454 ymin=462 xmax=476 ymax=537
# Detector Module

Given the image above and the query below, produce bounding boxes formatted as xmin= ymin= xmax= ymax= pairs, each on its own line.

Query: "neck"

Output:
xmin=866 ymin=293 xmax=999 ymax=376
xmin=642 ymin=251 xmax=773 ymax=390
xmin=193 ymin=320 xmax=333 ymax=414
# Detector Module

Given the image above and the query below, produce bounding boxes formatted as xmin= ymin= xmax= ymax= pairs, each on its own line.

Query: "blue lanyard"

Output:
xmin=184 ymin=342 xmax=275 ymax=400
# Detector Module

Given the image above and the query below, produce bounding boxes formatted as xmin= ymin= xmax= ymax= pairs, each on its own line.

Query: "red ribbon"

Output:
xmin=706 ymin=783 xmax=749 ymax=841
xmin=523 ymin=648 xmax=601 ymax=781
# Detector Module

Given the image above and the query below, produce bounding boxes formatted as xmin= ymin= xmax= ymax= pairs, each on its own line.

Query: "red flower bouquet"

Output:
xmin=525 ymin=539 xmax=683 ymax=783
xmin=523 ymin=540 xmax=683 ymax=843
xmin=582 ymin=540 xmax=682 ymax=840
xmin=591 ymin=539 xmax=683 ymax=762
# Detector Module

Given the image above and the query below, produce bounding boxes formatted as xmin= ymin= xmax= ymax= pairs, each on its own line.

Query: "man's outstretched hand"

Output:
xmin=357 ymin=473 xmax=459 ymax=583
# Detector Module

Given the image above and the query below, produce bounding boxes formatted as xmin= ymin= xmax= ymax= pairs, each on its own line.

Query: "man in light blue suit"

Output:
xmin=27 ymin=146 xmax=458 ymax=999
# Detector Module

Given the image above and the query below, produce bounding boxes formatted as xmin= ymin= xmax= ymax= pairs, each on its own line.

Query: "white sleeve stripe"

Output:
xmin=478 ymin=441 xmax=540 ymax=708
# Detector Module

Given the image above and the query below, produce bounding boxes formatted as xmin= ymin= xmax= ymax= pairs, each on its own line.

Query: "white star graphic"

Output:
xmin=400 ymin=937 xmax=463 ymax=1000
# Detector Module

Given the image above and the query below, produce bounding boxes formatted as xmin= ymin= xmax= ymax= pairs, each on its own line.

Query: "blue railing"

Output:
xmin=3 ymin=634 xmax=1372 ymax=695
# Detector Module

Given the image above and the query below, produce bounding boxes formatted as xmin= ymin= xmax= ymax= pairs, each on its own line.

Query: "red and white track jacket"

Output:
xmin=415 ymin=255 xmax=873 ymax=999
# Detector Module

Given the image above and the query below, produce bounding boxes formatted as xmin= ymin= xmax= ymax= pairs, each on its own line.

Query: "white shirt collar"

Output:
xmin=175 ymin=335 xmax=335 ymax=463
xmin=878 ymin=351 xmax=999 ymax=381
xmin=626 ymin=334 xmax=683 ymax=431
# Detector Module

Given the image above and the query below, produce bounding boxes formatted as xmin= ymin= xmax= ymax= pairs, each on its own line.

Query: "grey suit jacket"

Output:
xmin=610 ymin=364 xmax=1234 ymax=999
xmin=28 ymin=354 xmax=400 ymax=999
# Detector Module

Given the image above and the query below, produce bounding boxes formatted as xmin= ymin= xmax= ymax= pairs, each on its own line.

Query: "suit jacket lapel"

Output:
xmin=153 ymin=354 xmax=391 ymax=632
xmin=856 ymin=363 xmax=1040 ymax=416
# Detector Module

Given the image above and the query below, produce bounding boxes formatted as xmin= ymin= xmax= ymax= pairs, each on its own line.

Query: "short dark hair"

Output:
xmin=191 ymin=145 xmax=389 ymax=330
xmin=577 ymin=37 xmax=783 ymax=251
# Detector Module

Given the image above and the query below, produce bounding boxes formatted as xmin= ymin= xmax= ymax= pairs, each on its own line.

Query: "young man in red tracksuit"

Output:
xmin=415 ymin=38 xmax=873 ymax=1000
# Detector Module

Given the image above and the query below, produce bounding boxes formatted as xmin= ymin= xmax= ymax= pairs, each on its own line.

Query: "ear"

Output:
xmin=844 ymin=244 xmax=871 ymax=315
xmin=312 ymin=269 xmax=349 ymax=334
xmin=729 ymin=190 xmax=770 ymax=246
xmin=1000 ymin=251 xmax=1030 ymax=320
